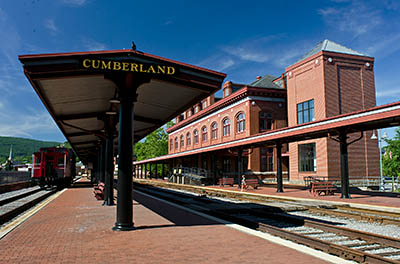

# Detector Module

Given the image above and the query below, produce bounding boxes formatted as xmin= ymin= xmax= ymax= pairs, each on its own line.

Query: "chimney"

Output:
xmin=256 ymin=76 xmax=262 ymax=80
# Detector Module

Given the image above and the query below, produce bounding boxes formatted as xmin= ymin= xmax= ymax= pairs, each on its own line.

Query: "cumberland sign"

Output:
xmin=82 ymin=58 xmax=176 ymax=75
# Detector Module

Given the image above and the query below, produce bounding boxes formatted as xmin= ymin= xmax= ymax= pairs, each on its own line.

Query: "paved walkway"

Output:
xmin=0 ymin=185 xmax=349 ymax=264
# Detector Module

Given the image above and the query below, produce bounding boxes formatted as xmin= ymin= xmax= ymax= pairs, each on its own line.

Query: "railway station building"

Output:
xmin=166 ymin=40 xmax=380 ymax=185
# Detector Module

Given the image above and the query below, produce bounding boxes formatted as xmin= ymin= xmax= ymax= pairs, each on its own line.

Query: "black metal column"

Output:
xmin=276 ymin=141 xmax=283 ymax=193
xmin=100 ymin=141 xmax=106 ymax=183
xmin=104 ymin=116 xmax=115 ymax=206
xmin=113 ymin=74 xmax=149 ymax=231
xmin=149 ymin=163 xmax=152 ymax=178
xmin=339 ymin=131 xmax=351 ymax=199
xmin=141 ymin=164 xmax=143 ymax=178
xmin=237 ymin=148 xmax=243 ymax=189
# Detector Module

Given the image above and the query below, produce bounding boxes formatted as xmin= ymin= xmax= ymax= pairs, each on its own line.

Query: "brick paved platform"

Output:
xmin=0 ymin=185 xmax=348 ymax=264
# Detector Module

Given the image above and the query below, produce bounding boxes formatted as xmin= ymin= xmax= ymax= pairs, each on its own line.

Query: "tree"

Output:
xmin=383 ymin=127 xmax=400 ymax=191
xmin=134 ymin=121 xmax=174 ymax=175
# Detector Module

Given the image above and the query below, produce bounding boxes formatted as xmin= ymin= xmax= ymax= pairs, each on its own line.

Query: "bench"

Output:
xmin=219 ymin=177 xmax=234 ymax=187
xmin=244 ymin=179 xmax=259 ymax=189
xmin=311 ymin=181 xmax=336 ymax=196
xmin=93 ymin=182 xmax=105 ymax=200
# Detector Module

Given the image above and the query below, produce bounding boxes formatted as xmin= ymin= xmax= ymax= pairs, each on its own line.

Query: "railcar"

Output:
xmin=32 ymin=147 xmax=76 ymax=188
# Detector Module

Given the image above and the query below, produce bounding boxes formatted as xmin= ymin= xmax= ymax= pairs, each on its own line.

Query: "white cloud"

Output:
xmin=223 ymin=46 xmax=269 ymax=63
xmin=0 ymin=110 xmax=60 ymax=140
xmin=0 ymin=8 xmax=21 ymax=67
xmin=376 ymin=88 xmax=400 ymax=99
xmin=198 ymin=55 xmax=236 ymax=72
xmin=318 ymin=1 xmax=382 ymax=37
xmin=44 ymin=19 xmax=59 ymax=34
xmin=81 ymin=37 xmax=107 ymax=51
xmin=365 ymin=33 xmax=400 ymax=57
xmin=62 ymin=0 xmax=88 ymax=6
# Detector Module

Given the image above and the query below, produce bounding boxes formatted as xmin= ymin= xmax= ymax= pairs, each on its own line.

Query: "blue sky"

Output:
xmin=0 ymin=0 xmax=399 ymax=142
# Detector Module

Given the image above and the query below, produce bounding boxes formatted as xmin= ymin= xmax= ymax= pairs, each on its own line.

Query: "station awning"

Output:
xmin=19 ymin=49 xmax=226 ymax=164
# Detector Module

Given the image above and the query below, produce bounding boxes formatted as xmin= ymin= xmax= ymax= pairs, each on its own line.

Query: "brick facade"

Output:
xmin=166 ymin=40 xmax=380 ymax=184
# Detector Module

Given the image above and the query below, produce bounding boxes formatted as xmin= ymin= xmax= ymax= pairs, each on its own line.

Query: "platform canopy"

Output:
xmin=19 ymin=49 xmax=226 ymax=164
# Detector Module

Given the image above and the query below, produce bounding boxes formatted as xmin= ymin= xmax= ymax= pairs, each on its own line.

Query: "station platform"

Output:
xmin=0 ymin=182 xmax=351 ymax=263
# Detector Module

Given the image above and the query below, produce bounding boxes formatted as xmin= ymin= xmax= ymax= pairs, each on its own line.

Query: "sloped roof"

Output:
xmin=299 ymin=39 xmax=366 ymax=62
xmin=249 ymin=74 xmax=282 ymax=89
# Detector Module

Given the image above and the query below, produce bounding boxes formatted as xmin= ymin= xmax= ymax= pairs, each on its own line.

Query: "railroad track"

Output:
xmin=134 ymin=183 xmax=400 ymax=263
xmin=0 ymin=186 xmax=57 ymax=225
xmin=134 ymin=179 xmax=400 ymax=227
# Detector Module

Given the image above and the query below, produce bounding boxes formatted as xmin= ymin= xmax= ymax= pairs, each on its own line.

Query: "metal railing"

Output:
xmin=0 ymin=171 xmax=31 ymax=184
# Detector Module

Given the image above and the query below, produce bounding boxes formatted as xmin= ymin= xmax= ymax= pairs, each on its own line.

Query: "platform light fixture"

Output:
xmin=106 ymin=111 xmax=117 ymax=115
xmin=109 ymin=97 xmax=120 ymax=104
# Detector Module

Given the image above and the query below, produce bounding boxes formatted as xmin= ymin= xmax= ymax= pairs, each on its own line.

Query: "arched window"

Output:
xmin=202 ymin=126 xmax=207 ymax=142
xmin=194 ymin=130 xmax=199 ymax=144
xmin=236 ymin=112 xmax=245 ymax=133
xmin=186 ymin=132 xmax=191 ymax=146
xmin=174 ymin=137 xmax=178 ymax=150
xmin=180 ymin=135 xmax=184 ymax=148
xmin=211 ymin=122 xmax=218 ymax=139
xmin=222 ymin=118 xmax=230 ymax=136
xmin=170 ymin=139 xmax=173 ymax=151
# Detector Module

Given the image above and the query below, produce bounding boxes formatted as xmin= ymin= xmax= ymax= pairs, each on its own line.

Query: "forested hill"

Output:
xmin=0 ymin=136 xmax=61 ymax=163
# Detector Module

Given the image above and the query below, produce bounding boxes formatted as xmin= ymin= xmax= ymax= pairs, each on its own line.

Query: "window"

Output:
xmin=223 ymin=118 xmax=230 ymax=136
xmin=223 ymin=158 xmax=231 ymax=173
xmin=211 ymin=122 xmax=218 ymax=139
xmin=298 ymin=143 xmax=316 ymax=172
xmin=236 ymin=112 xmax=245 ymax=133
xmin=174 ymin=137 xmax=178 ymax=150
xmin=188 ymin=110 xmax=192 ymax=117
xmin=260 ymin=147 xmax=274 ymax=172
xmin=202 ymin=126 xmax=207 ymax=142
xmin=180 ymin=135 xmax=184 ymax=148
xmin=170 ymin=139 xmax=173 ymax=151
xmin=194 ymin=106 xmax=199 ymax=113
xmin=202 ymin=101 xmax=207 ymax=109
xmin=297 ymin=99 xmax=314 ymax=124
xmin=224 ymin=89 xmax=229 ymax=97
xmin=186 ymin=132 xmax=191 ymax=146
xmin=194 ymin=130 xmax=199 ymax=144
xmin=259 ymin=112 xmax=273 ymax=132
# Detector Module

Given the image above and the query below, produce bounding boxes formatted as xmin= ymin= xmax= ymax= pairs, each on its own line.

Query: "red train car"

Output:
xmin=32 ymin=147 xmax=76 ymax=188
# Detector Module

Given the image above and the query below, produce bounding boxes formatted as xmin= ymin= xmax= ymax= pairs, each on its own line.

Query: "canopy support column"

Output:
xmin=276 ymin=141 xmax=283 ymax=193
xmin=113 ymin=73 xmax=150 ymax=231
xmin=237 ymin=148 xmax=243 ymax=189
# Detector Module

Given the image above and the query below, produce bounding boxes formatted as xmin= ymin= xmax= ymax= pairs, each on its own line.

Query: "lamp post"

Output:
xmin=371 ymin=129 xmax=388 ymax=191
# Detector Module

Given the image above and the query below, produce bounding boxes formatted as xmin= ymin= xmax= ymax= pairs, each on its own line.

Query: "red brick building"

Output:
xmin=166 ymin=40 xmax=379 ymax=184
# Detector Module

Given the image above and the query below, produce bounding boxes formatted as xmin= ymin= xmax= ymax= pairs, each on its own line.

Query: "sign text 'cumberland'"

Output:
xmin=82 ymin=59 xmax=176 ymax=75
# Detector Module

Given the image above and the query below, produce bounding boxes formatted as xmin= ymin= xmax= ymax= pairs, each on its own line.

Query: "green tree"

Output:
xmin=134 ymin=121 xmax=174 ymax=174
xmin=383 ymin=127 xmax=400 ymax=191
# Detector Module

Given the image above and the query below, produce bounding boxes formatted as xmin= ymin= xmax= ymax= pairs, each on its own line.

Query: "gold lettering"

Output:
xmin=130 ymin=63 xmax=138 ymax=72
xmin=167 ymin=66 xmax=175 ymax=75
xmin=113 ymin=61 xmax=121 ymax=71
xmin=147 ymin=65 xmax=156 ymax=74
xmin=83 ymin=59 xmax=91 ymax=68
xmin=157 ymin=65 xmax=165 ymax=74
xmin=101 ymin=60 xmax=111 ymax=70
xmin=122 ymin=62 xmax=129 ymax=71
xmin=92 ymin=60 xmax=100 ymax=69
xmin=139 ymin=64 xmax=147 ymax=73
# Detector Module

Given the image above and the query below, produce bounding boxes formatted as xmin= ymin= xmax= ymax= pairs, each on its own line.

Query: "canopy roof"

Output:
xmin=19 ymin=49 xmax=226 ymax=163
